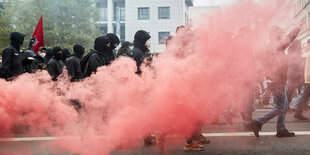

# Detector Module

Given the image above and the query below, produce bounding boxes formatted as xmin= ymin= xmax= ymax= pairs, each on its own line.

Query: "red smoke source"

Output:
xmin=0 ymin=0 xmax=301 ymax=154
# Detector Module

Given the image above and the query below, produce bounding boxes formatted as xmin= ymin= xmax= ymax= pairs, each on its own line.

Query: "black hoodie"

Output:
xmin=46 ymin=47 xmax=65 ymax=81
xmin=84 ymin=36 xmax=110 ymax=76
xmin=66 ymin=44 xmax=85 ymax=82
xmin=61 ymin=48 xmax=71 ymax=65
xmin=106 ymin=33 xmax=120 ymax=65
xmin=0 ymin=32 xmax=25 ymax=79
xmin=132 ymin=30 xmax=151 ymax=74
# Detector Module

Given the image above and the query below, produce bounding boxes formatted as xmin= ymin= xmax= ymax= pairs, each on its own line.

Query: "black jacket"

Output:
xmin=66 ymin=56 xmax=83 ymax=82
xmin=84 ymin=36 xmax=110 ymax=76
xmin=1 ymin=32 xmax=25 ymax=78
xmin=44 ymin=48 xmax=53 ymax=64
xmin=106 ymin=33 xmax=120 ymax=65
xmin=132 ymin=30 xmax=151 ymax=74
xmin=47 ymin=58 xmax=64 ymax=81
xmin=34 ymin=54 xmax=45 ymax=70
xmin=85 ymin=51 xmax=106 ymax=76
xmin=21 ymin=50 xmax=37 ymax=73
xmin=1 ymin=45 xmax=23 ymax=78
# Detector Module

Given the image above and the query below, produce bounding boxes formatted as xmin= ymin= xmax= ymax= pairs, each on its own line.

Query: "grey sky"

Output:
xmin=193 ymin=0 xmax=234 ymax=6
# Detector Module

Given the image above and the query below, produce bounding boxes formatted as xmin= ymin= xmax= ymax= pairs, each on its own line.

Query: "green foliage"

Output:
xmin=0 ymin=0 xmax=102 ymax=54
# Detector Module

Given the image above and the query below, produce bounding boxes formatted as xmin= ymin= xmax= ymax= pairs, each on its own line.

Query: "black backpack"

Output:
xmin=80 ymin=50 xmax=95 ymax=76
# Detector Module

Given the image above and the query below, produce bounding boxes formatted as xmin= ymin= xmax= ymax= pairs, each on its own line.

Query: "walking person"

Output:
xmin=291 ymin=39 xmax=310 ymax=120
xmin=46 ymin=47 xmax=65 ymax=81
xmin=83 ymin=36 xmax=110 ymax=77
xmin=0 ymin=32 xmax=26 ymax=80
xmin=252 ymin=25 xmax=301 ymax=138
xmin=66 ymin=44 xmax=85 ymax=82
xmin=132 ymin=30 xmax=151 ymax=75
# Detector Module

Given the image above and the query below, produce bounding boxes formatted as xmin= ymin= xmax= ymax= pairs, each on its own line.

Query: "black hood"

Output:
xmin=94 ymin=36 xmax=110 ymax=54
xmin=106 ymin=33 xmax=120 ymax=50
xmin=73 ymin=44 xmax=85 ymax=59
xmin=52 ymin=46 xmax=62 ymax=60
xmin=10 ymin=32 xmax=26 ymax=50
xmin=61 ymin=48 xmax=71 ymax=61
xmin=134 ymin=30 xmax=151 ymax=52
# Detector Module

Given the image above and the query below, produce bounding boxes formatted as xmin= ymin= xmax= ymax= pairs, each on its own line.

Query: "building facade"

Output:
xmin=96 ymin=0 xmax=193 ymax=52
xmin=292 ymin=0 xmax=310 ymax=43
xmin=188 ymin=6 xmax=220 ymax=28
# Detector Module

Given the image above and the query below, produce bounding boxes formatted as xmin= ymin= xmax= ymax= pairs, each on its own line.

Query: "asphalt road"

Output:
xmin=1 ymin=108 xmax=310 ymax=155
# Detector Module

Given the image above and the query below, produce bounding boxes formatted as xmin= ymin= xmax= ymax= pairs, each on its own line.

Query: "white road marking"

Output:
xmin=2 ymin=131 xmax=310 ymax=142
xmin=255 ymin=109 xmax=272 ymax=112
xmin=202 ymin=131 xmax=310 ymax=137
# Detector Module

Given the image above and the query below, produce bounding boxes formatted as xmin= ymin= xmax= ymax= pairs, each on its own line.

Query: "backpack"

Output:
xmin=80 ymin=50 xmax=95 ymax=75
xmin=81 ymin=50 xmax=106 ymax=77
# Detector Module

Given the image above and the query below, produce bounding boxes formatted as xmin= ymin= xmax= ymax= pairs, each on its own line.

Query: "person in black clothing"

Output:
xmin=21 ymin=50 xmax=37 ymax=73
xmin=84 ymin=36 xmax=110 ymax=76
xmin=106 ymin=33 xmax=120 ymax=65
xmin=66 ymin=44 xmax=85 ymax=82
xmin=116 ymin=41 xmax=133 ymax=58
xmin=61 ymin=48 xmax=71 ymax=65
xmin=34 ymin=47 xmax=47 ymax=70
xmin=132 ymin=30 xmax=151 ymax=74
xmin=0 ymin=32 xmax=26 ymax=79
xmin=44 ymin=48 xmax=53 ymax=65
xmin=47 ymin=47 xmax=64 ymax=81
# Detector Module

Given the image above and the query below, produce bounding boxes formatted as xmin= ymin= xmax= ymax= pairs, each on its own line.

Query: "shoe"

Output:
xmin=183 ymin=141 xmax=204 ymax=151
xmin=144 ymin=135 xmax=156 ymax=146
xmin=263 ymin=104 xmax=275 ymax=109
xmin=197 ymin=134 xmax=210 ymax=144
xmin=251 ymin=119 xmax=262 ymax=138
xmin=276 ymin=129 xmax=295 ymax=137
xmin=294 ymin=113 xmax=309 ymax=120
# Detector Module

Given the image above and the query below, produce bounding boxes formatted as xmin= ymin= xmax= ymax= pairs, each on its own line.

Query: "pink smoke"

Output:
xmin=0 ymin=0 xmax=302 ymax=154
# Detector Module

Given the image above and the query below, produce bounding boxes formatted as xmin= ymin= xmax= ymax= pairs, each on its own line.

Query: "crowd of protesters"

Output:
xmin=0 ymin=23 xmax=310 ymax=151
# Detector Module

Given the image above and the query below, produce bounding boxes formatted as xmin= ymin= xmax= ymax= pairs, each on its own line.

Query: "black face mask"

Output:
xmin=54 ymin=53 xmax=62 ymax=61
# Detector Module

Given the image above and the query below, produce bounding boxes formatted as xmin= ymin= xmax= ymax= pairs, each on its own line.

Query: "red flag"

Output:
xmin=31 ymin=15 xmax=44 ymax=53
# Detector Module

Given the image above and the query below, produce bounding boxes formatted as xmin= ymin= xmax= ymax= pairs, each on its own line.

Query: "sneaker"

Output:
xmin=276 ymin=129 xmax=295 ymax=137
xmin=294 ymin=113 xmax=309 ymax=120
xmin=183 ymin=141 xmax=204 ymax=151
xmin=263 ymin=104 xmax=275 ymax=109
xmin=144 ymin=135 xmax=156 ymax=146
xmin=251 ymin=119 xmax=262 ymax=138
xmin=197 ymin=134 xmax=210 ymax=144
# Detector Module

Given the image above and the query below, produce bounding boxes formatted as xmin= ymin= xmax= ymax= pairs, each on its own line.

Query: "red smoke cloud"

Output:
xmin=0 ymin=0 xmax=302 ymax=154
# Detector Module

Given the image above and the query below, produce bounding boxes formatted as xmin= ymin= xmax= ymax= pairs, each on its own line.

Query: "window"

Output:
xmin=158 ymin=7 xmax=170 ymax=19
xmin=114 ymin=0 xmax=125 ymax=21
xmin=158 ymin=32 xmax=170 ymax=44
xmin=99 ymin=8 xmax=108 ymax=22
xmin=100 ymin=24 xmax=108 ymax=35
xmin=138 ymin=7 xmax=150 ymax=20
xmin=113 ymin=24 xmax=126 ymax=43
xmin=96 ymin=0 xmax=107 ymax=8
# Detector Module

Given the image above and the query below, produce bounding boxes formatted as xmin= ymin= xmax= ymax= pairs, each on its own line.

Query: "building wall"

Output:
xmin=126 ymin=0 xmax=186 ymax=52
xmin=292 ymin=0 xmax=310 ymax=43
xmin=97 ymin=0 xmax=191 ymax=53
xmin=188 ymin=6 xmax=221 ymax=28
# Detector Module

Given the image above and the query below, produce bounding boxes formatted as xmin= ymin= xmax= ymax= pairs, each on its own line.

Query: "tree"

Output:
xmin=0 ymin=0 xmax=101 ymax=54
